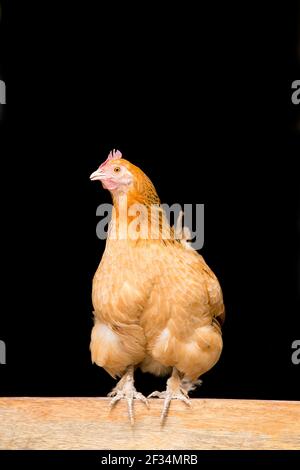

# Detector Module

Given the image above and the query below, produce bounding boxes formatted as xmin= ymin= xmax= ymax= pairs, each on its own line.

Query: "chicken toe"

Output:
xmin=108 ymin=365 xmax=148 ymax=425
xmin=148 ymin=367 xmax=191 ymax=425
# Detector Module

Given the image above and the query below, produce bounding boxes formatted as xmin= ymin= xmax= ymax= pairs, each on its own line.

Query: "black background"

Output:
xmin=0 ymin=2 xmax=299 ymax=402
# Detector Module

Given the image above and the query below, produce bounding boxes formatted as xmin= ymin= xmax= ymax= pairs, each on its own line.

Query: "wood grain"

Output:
xmin=0 ymin=398 xmax=299 ymax=450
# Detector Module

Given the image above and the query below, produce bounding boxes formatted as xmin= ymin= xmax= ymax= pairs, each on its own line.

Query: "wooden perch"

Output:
xmin=0 ymin=398 xmax=299 ymax=450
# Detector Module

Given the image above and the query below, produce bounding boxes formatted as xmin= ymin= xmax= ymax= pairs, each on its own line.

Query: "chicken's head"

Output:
xmin=90 ymin=149 xmax=133 ymax=192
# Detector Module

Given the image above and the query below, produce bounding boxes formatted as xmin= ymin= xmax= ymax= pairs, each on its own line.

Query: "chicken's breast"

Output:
xmin=91 ymin=238 xmax=224 ymax=380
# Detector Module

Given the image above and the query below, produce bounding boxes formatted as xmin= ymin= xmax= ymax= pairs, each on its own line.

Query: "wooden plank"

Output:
xmin=0 ymin=398 xmax=299 ymax=450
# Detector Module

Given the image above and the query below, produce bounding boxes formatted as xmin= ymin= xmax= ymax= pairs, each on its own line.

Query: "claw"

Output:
xmin=135 ymin=392 xmax=150 ymax=408
xmin=127 ymin=393 xmax=134 ymax=426
xmin=160 ymin=389 xmax=191 ymax=425
xmin=147 ymin=390 xmax=166 ymax=399
xmin=161 ymin=393 xmax=172 ymax=424
xmin=109 ymin=386 xmax=148 ymax=425
xmin=148 ymin=369 xmax=193 ymax=425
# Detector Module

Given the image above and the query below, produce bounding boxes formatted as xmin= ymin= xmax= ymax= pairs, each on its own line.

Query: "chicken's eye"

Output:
xmin=114 ymin=167 xmax=121 ymax=173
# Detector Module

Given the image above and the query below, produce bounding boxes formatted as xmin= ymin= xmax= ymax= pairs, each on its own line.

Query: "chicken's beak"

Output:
xmin=90 ymin=169 xmax=106 ymax=182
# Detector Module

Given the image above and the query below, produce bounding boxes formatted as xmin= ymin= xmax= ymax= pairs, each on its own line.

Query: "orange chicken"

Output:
xmin=90 ymin=150 xmax=224 ymax=424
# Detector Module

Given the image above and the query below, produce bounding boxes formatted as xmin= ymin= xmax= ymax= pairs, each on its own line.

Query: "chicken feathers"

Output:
xmin=90 ymin=150 xmax=224 ymax=423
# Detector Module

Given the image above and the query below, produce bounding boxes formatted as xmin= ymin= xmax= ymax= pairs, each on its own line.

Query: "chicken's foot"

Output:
xmin=108 ymin=365 xmax=148 ymax=425
xmin=148 ymin=367 xmax=191 ymax=425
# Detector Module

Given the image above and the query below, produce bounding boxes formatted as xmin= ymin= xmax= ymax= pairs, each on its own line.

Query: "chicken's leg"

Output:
xmin=108 ymin=365 xmax=148 ymax=425
xmin=148 ymin=367 xmax=191 ymax=424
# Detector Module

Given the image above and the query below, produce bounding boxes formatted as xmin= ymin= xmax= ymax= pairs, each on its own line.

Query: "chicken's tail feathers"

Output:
xmin=173 ymin=210 xmax=194 ymax=250
xmin=214 ymin=306 xmax=225 ymax=328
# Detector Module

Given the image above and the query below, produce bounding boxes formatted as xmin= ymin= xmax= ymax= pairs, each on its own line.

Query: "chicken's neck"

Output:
xmin=107 ymin=191 xmax=175 ymax=244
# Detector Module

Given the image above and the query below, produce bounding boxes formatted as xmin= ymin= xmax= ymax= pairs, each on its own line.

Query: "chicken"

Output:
xmin=90 ymin=150 xmax=224 ymax=424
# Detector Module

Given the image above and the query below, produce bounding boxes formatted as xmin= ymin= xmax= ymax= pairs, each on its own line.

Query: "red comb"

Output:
xmin=99 ymin=149 xmax=122 ymax=169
